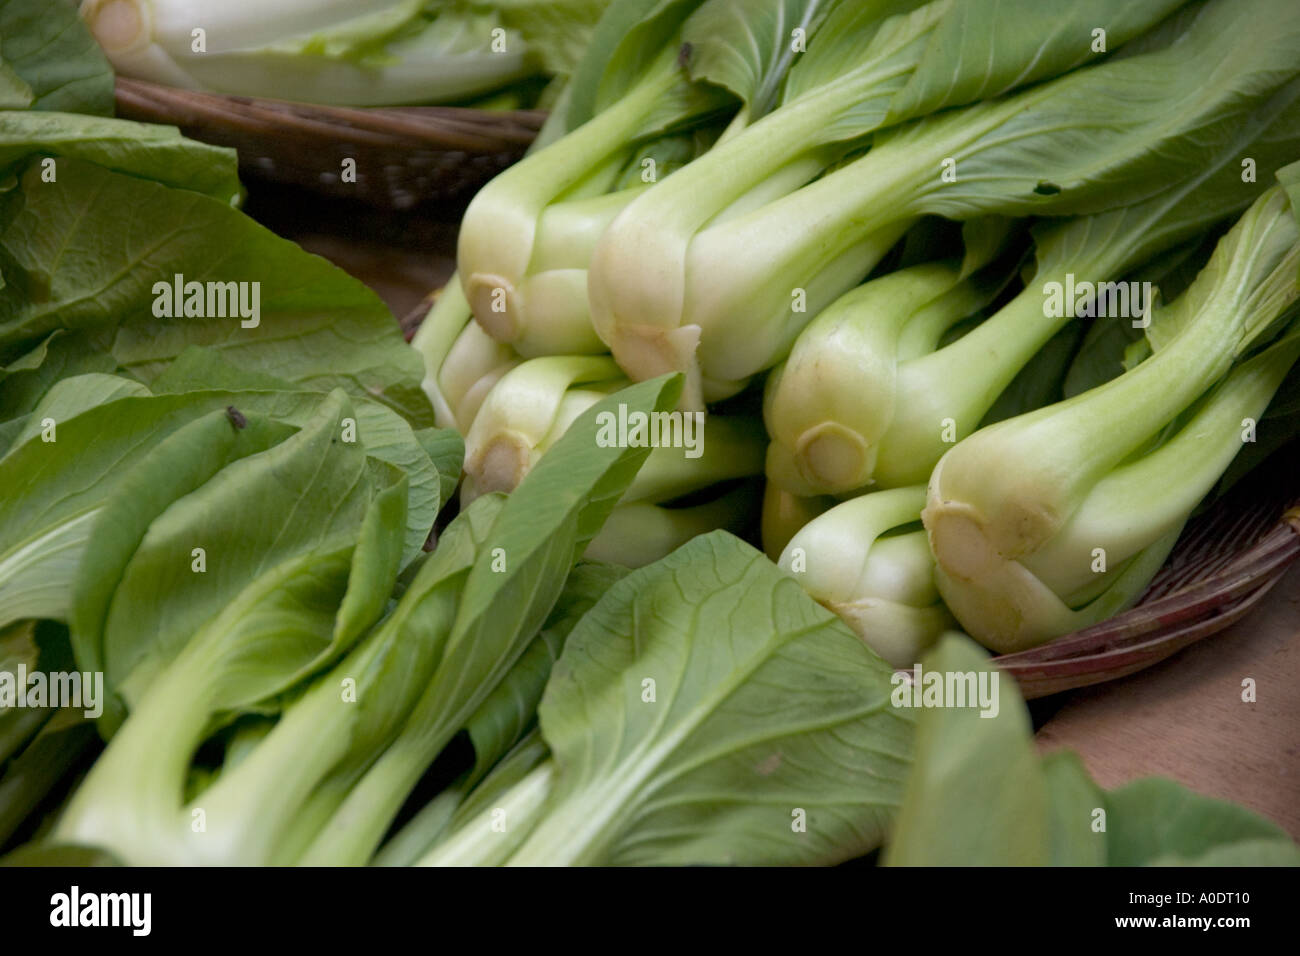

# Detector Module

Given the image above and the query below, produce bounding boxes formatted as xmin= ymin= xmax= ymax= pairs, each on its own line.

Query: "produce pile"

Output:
xmin=0 ymin=0 xmax=1297 ymax=865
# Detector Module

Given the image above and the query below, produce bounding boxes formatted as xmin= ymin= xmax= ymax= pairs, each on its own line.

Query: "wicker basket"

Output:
xmin=996 ymin=467 xmax=1300 ymax=698
xmin=114 ymin=77 xmax=544 ymax=209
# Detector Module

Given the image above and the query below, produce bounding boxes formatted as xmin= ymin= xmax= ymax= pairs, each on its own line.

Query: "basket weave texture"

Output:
xmin=115 ymin=77 xmax=544 ymax=208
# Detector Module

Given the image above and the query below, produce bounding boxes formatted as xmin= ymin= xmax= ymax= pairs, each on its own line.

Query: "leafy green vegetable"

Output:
xmin=925 ymin=179 xmax=1300 ymax=650
xmin=0 ymin=157 xmax=429 ymax=423
xmin=298 ymin=375 xmax=684 ymax=864
xmin=885 ymin=635 xmax=1046 ymax=865
xmin=594 ymin=0 xmax=1300 ymax=408
xmin=1105 ymin=778 xmax=1295 ymax=866
xmin=0 ymin=371 xmax=452 ymax=637
xmin=420 ymin=530 xmax=914 ymax=866
xmin=79 ymin=0 xmax=605 ymax=107
xmin=883 ymin=634 xmax=1299 ymax=866
xmin=0 ymin=0 xmax=114 ymax=114
xmin=0 ymin=111 xmax=243 ymax=202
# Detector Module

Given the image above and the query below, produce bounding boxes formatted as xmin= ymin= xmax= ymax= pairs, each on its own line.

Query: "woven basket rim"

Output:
xmin=114 ymin=76 xmax=546 ymax=153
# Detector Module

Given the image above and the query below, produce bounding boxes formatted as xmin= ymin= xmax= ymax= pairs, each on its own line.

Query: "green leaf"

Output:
xmin=684 ymin=0 xmax=840 ymax=118
xmin=97 ymin=391 xmax=375 ymax=709
xmin=463 ymin=562 xmax=628 ymax=782
xmin=7 ymin=372 xmax=149 ymax=449
xmin=0 ymin=843 xmax=123 ymax=867
xmin=412 ymin=425 xmax=465 ymax=508
xmin=0 ymin=619 xmax=38 ymax=691
xmin=0 ymin=158 xmax=432 ymax=427
xmin=66 ymin=408 xmax=293 ymax=695
xmin=150 ymin=348 xmax=449 ymax=558
xmin=780 ymin=0 xmax=932 ymax=129
xmin=1042 ymin=750 xmax=1107 ymax=866
xmin=884 ymin=634 xmax=1048 ymax=866
xmin=1149 ymin=839 xmax=1300 ymax=866
xmin=565 ymin=0 xmax=709 ymax=128
xmin=438 ymin=728 xmax=552 ymax=854
xmin=0 ymin=373 xmax=443 ymax=642
xmin=0 ymin=59 xmax=32 ymax=109
xmin=880 ymin=0 xmax=1186 ymax=127
xmin=0 ymin=0 xmax=114 ymax=114
xmin=510 ymin=531 xmax=913 ymax=866
xmin=1105 ymin=777 xmax=1291 ymax=867
xmin=904 ymin=4 xmax=1300 ymax=224
xmin=331 ymin=495 xmax=507 ymax=770
xmin=0 ymin=706 xmax=98 ymax=848
xmin=0 ymin=331 xmax=117 ymax=452
xmin=194 ymin=494 xmax=506 ymax=866
xmin=0 ymin=392 xmax=267 ymax=629
xmin=497 ymin=0 xmax=610 ymax=77
xmin=0 ymin=111 xmax=242 ymax=203
xmin=460 ymin=729 xmax=552 ymax=827
xmin=782 ymin=0 xmax=1186 ymax=146
xmin=429 ymin=377 xmax=686 ymax=736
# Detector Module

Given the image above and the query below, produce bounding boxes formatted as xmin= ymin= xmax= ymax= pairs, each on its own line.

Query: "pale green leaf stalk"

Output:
xmin=593 ymin=0 xmax=1300 ymax=409
xmin=925 ymin=184 xmax=1300 ymax=651
xmin=417 ymin=763 xmax=556 ymax=866
xmin=779 ymin=486 xmax=952 ymax=666
xmin=589 ymin=0 xmax=1191 ymax=408
xmin=197 ymin=496 xmax=505 ymax=866
xmin=460 ymin=0 xmax=836 ymax=363
xmin=458 ymin=26 xmax=715 ymax=349
xmin=461 ymin=353 xmax=766 ymax=507
xmin=457 ymin=352 xmax=765 ymax=567
xmin=462 ymin=355 xmax=624 ymax=495
xmin=410 ymin=275 xmax=521 ymax=431
xmin=586 ymin=479 xmax=762 ymax=568
xmin=765 ymin=256 xmax=1006 ymax=495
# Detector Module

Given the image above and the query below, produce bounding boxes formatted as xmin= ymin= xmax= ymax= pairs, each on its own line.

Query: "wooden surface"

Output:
xmin=275 ymin=204 xmax=1300 ymax=840
xmin=1036 ymin=565 xmax=1300 ymax=838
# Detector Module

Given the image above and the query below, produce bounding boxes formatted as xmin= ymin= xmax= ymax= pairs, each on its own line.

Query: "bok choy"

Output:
xmin=924 ymin=175 xmax=1300 ymax=651
xmin=593 ymin=0 xmax=1300 ymax=408
xmin=79 ymin=0 xmax=607 ymax=106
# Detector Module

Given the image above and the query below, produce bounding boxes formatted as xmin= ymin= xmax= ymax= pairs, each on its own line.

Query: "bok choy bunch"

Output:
xmin=79 ymin=0 xmax=606 ymax=106
xmin=924 ymin=173 xmax=1300 ymax=652
xmin=765 ymin=84 xmax=1300 ymax=495
xmin=51 ymin=377 xmax=682 ymax=864
xmin=455 ymin=0 xmax=733 ymax=355
xmin=589 ymin=0 xmax=1189 ymax=408
xmin=593 ymin=0 xmax=1300 ymax=409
